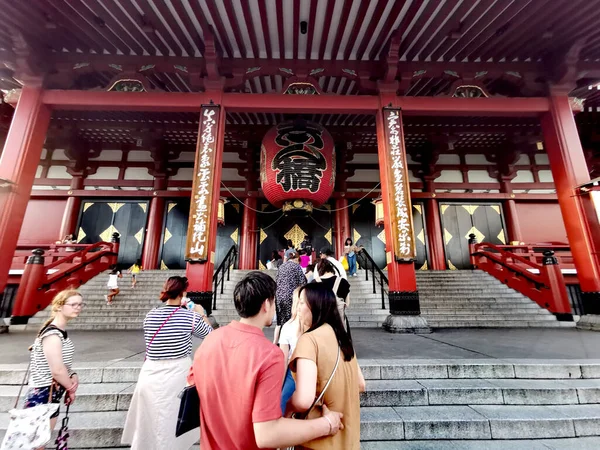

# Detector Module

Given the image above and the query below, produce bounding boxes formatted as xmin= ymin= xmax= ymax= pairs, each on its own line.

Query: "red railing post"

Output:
xmin=541 ymin=250 xmax=573 ymax=321
xmin=468 ymin=233 xmax=478 ymax=269
xmin=110 ymin=232 xmax=120 ymax=266
xmin=11 ymin=249 xmax=46 ymax=324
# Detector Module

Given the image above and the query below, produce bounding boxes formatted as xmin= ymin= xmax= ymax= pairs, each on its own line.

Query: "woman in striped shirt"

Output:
xmin=122 ymin=276 xmax=213 ymax=450
xmin=23 ymin=289 xmax=82 ymax=440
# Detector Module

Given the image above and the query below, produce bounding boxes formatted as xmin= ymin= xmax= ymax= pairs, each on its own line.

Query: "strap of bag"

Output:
xmin=145 ymin=307 xmax=181 ymax=358
xmin=15 ymin=326 xmax=61 ymax=408
xmin=13 ymin=361 xmax=31 ymax=409
xmin=304 ymin=346 xmax=341 ymax=417
xmin=332 ymin=276 xmax=342 ymax=298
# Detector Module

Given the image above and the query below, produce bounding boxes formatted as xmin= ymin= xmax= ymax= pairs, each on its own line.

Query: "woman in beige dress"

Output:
xmin=288 ymin=283 xmax=366 ymax=450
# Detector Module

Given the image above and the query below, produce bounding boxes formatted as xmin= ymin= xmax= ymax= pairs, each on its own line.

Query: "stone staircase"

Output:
xmin=27 ymin=268 xmax=572 ymax=330
xmin=1 ymin=359 xmax=600 ymax=448
xmin=417 ymin=270 xmax=574 ymax=329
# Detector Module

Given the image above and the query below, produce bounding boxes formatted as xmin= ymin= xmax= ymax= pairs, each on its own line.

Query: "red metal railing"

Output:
xmin=10 ymin=239 xmax=119 ymax=322
xmin=469 ymin=241 xmax=572 ymax=318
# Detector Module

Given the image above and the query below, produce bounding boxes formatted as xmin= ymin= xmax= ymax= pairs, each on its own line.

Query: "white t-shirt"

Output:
xmin=279 ymin=321 xmax=300 ymax=361
xmin=107 ymin=272 xmax=120 ymax=289
xmin=327 ymin=256 xmax=348 ymax=280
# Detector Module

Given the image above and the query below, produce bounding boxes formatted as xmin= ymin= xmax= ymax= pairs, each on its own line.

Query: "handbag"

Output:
xmin=174 ymin=312 xmax=202 ymax=437
xmin=0 ymin=365 xmax=59 ymax=450
xmin=175 ymin=385 xmax=200 ymax=437
xmin=332 ymin=277 xmax=347 ymax=330
xmin=55 ymin=404 xmax=70 ymax=450
xmin=340 ymin=256 xmax=349 ymax=271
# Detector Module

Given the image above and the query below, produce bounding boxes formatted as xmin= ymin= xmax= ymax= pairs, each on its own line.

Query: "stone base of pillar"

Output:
xmin=383 ymin=314 xmax=431 ymax=334
xmin=582 ymin=291 xmax=600 ymax=315
xmin=576 ymin=314 xmax=600 ymax=332
xmin=9 ymin=316 xmax=30 ymax=325
xmin=389 ymin=291 xmax=421 ymax=315
xmin=188 ymin=291 xmax=213 ymax=314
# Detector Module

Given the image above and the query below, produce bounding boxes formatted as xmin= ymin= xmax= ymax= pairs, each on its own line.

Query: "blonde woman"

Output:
xmin=23 ymin=289 xmax=82 ymax=445
xmin=278 ymin=287 xmax=304 ymax=414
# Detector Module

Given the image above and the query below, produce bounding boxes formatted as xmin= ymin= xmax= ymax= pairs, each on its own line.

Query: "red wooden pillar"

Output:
xmin=503 ymin=199 xmax=523 ymax=244
xmin=499 ymin=178 xmax=523 ymax=244
xmin=334 ymin=198 xmax=350 ymax=258
xmin=186 ymin=101 xmax=226 ymax=314
xmin=376 ymin=99 xmax=429 ymax=332
xmin=239 ymin=197 xmax=258 ymax=270
xmin=59 ymin=176 xmax=84 ymax=240
xmin=424 ymin=197 xmax=446 ymax=270
xmin=141 ymin=178 xmax=167 ymax=270
xmin=0 ymin=87 xmax=51 ymax=294
xmin=541 ymin=95 xmax=600 ymax=315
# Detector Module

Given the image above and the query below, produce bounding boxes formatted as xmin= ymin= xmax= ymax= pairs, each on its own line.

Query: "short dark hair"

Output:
xmin=286 ymin=239 xmax=294 ymax=248
xmin=317 ymin=259 xmax=336 ymax=276
xmin=299 ymin=283 xmax=355 ymax=361
xmin=320 ymin=247 xmax=333 ymax=256
xmin=233 ymin=271 xmax=276 ymax=318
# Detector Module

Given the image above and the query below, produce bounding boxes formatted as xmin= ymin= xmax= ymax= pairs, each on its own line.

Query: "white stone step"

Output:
xmin=3 ymin=378 xmax=598 ymax=413
xmin=1 ymin=402 xmax=599 ymax=446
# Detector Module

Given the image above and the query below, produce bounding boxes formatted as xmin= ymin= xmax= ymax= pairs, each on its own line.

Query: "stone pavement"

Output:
xmin=1 ymin=326 xmax=600 ymax=363
xmin=2 ymin=327 xmax=600 ymax=448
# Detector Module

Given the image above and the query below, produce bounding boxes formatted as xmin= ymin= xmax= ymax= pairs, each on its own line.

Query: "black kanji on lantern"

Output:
xmin=272 ymin=122 xmax=327 ymax=192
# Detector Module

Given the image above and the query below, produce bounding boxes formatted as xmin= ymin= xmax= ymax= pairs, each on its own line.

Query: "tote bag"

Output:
xmin=1 ymin=401 xmax=58 ymax=450
xmin=0 ymin=354 xmax=60 ymax=450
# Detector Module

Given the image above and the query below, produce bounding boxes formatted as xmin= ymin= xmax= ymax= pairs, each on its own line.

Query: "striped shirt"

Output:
xmin=143 ymin=306 xmax=212 ymax=360
xmin=29 ymin=326 xmax=75 ymax=388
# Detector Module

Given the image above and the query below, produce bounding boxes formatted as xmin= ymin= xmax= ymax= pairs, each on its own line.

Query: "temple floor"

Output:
xmin=1 ymin=327 xmax=600 ymax=364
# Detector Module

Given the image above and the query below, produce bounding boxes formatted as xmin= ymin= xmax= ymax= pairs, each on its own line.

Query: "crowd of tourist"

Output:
xmin=10 ymin=237 xmax=364 ymax=450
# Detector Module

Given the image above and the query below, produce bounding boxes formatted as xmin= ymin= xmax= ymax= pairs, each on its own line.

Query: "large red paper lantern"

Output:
xmin=260 ymin=120 xmax=335 ymax=213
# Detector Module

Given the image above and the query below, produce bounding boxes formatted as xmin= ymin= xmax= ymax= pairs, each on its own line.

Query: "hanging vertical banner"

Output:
xmin=185 ymin=104 xmax=221 ymax=262
xmin=382 ymin=107 xmax=417 ymax=260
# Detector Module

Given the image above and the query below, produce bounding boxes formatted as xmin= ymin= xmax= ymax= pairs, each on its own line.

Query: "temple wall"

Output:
xmin=515 ymin=202 xmax=568 ymax=244
xmin=18 ymin=199 xmax=67 ymax=245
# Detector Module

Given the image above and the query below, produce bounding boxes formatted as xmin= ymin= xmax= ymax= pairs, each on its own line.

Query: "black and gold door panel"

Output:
xmin=257 ymin=202 xmax=334 ymax=269
xmin=350 ymin=199 xmax=428 ymax=270
xmin=160 ymin=199 xmax=242 ymax=270
xmin=215 ymin=202 xmax=242 ymax=269
xmin=160 ymin=199 xmax=190 ymax=270
xmin=440 ymin=203 xmax=506 ymax=270
xmin=77 ymin=201 xmax=149 ymax=268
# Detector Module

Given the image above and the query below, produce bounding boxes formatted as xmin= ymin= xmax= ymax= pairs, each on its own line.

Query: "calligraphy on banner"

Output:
xmin=383 ymin=108 xmax=416 ymax=260
xmin=185 ymin=104 xmax=220 ymax=262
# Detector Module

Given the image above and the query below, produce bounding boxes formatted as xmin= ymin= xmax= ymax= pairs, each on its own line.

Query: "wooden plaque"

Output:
xmin=382 ymin=107 xmax=417 ymax=260
xmin=185 ymin=104 xmax=221 ymax=262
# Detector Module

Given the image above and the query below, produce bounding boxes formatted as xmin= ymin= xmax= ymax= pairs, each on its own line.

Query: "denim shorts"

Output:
xmin=281 ymin=368 xmax=296 ymax=414
xmin=24 ymin=384 xmax=65 ymax=418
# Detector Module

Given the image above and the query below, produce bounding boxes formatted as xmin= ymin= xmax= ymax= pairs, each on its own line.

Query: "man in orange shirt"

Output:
xmin=188 ymin=271 xmax=343 ymax=450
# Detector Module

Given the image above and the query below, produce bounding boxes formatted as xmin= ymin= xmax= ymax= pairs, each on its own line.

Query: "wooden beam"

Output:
xmin=42 ymin=90 xmax=212 ymax=112
xmin=42 ymin=89 xmax=550 ymax=115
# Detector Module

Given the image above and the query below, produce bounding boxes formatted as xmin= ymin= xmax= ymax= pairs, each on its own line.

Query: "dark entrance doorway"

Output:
xmin=440 ymin=203 xmax=506 ymax=270
xmin=76 ymin=200 xmax=149 ymax=268
xmin=257 ymin=201 xmax=334 ymax=268
xmin=159 ymin=199 xmax=242 ymax=270
xmin=350 ymin=199 xmax=428 ymax=270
